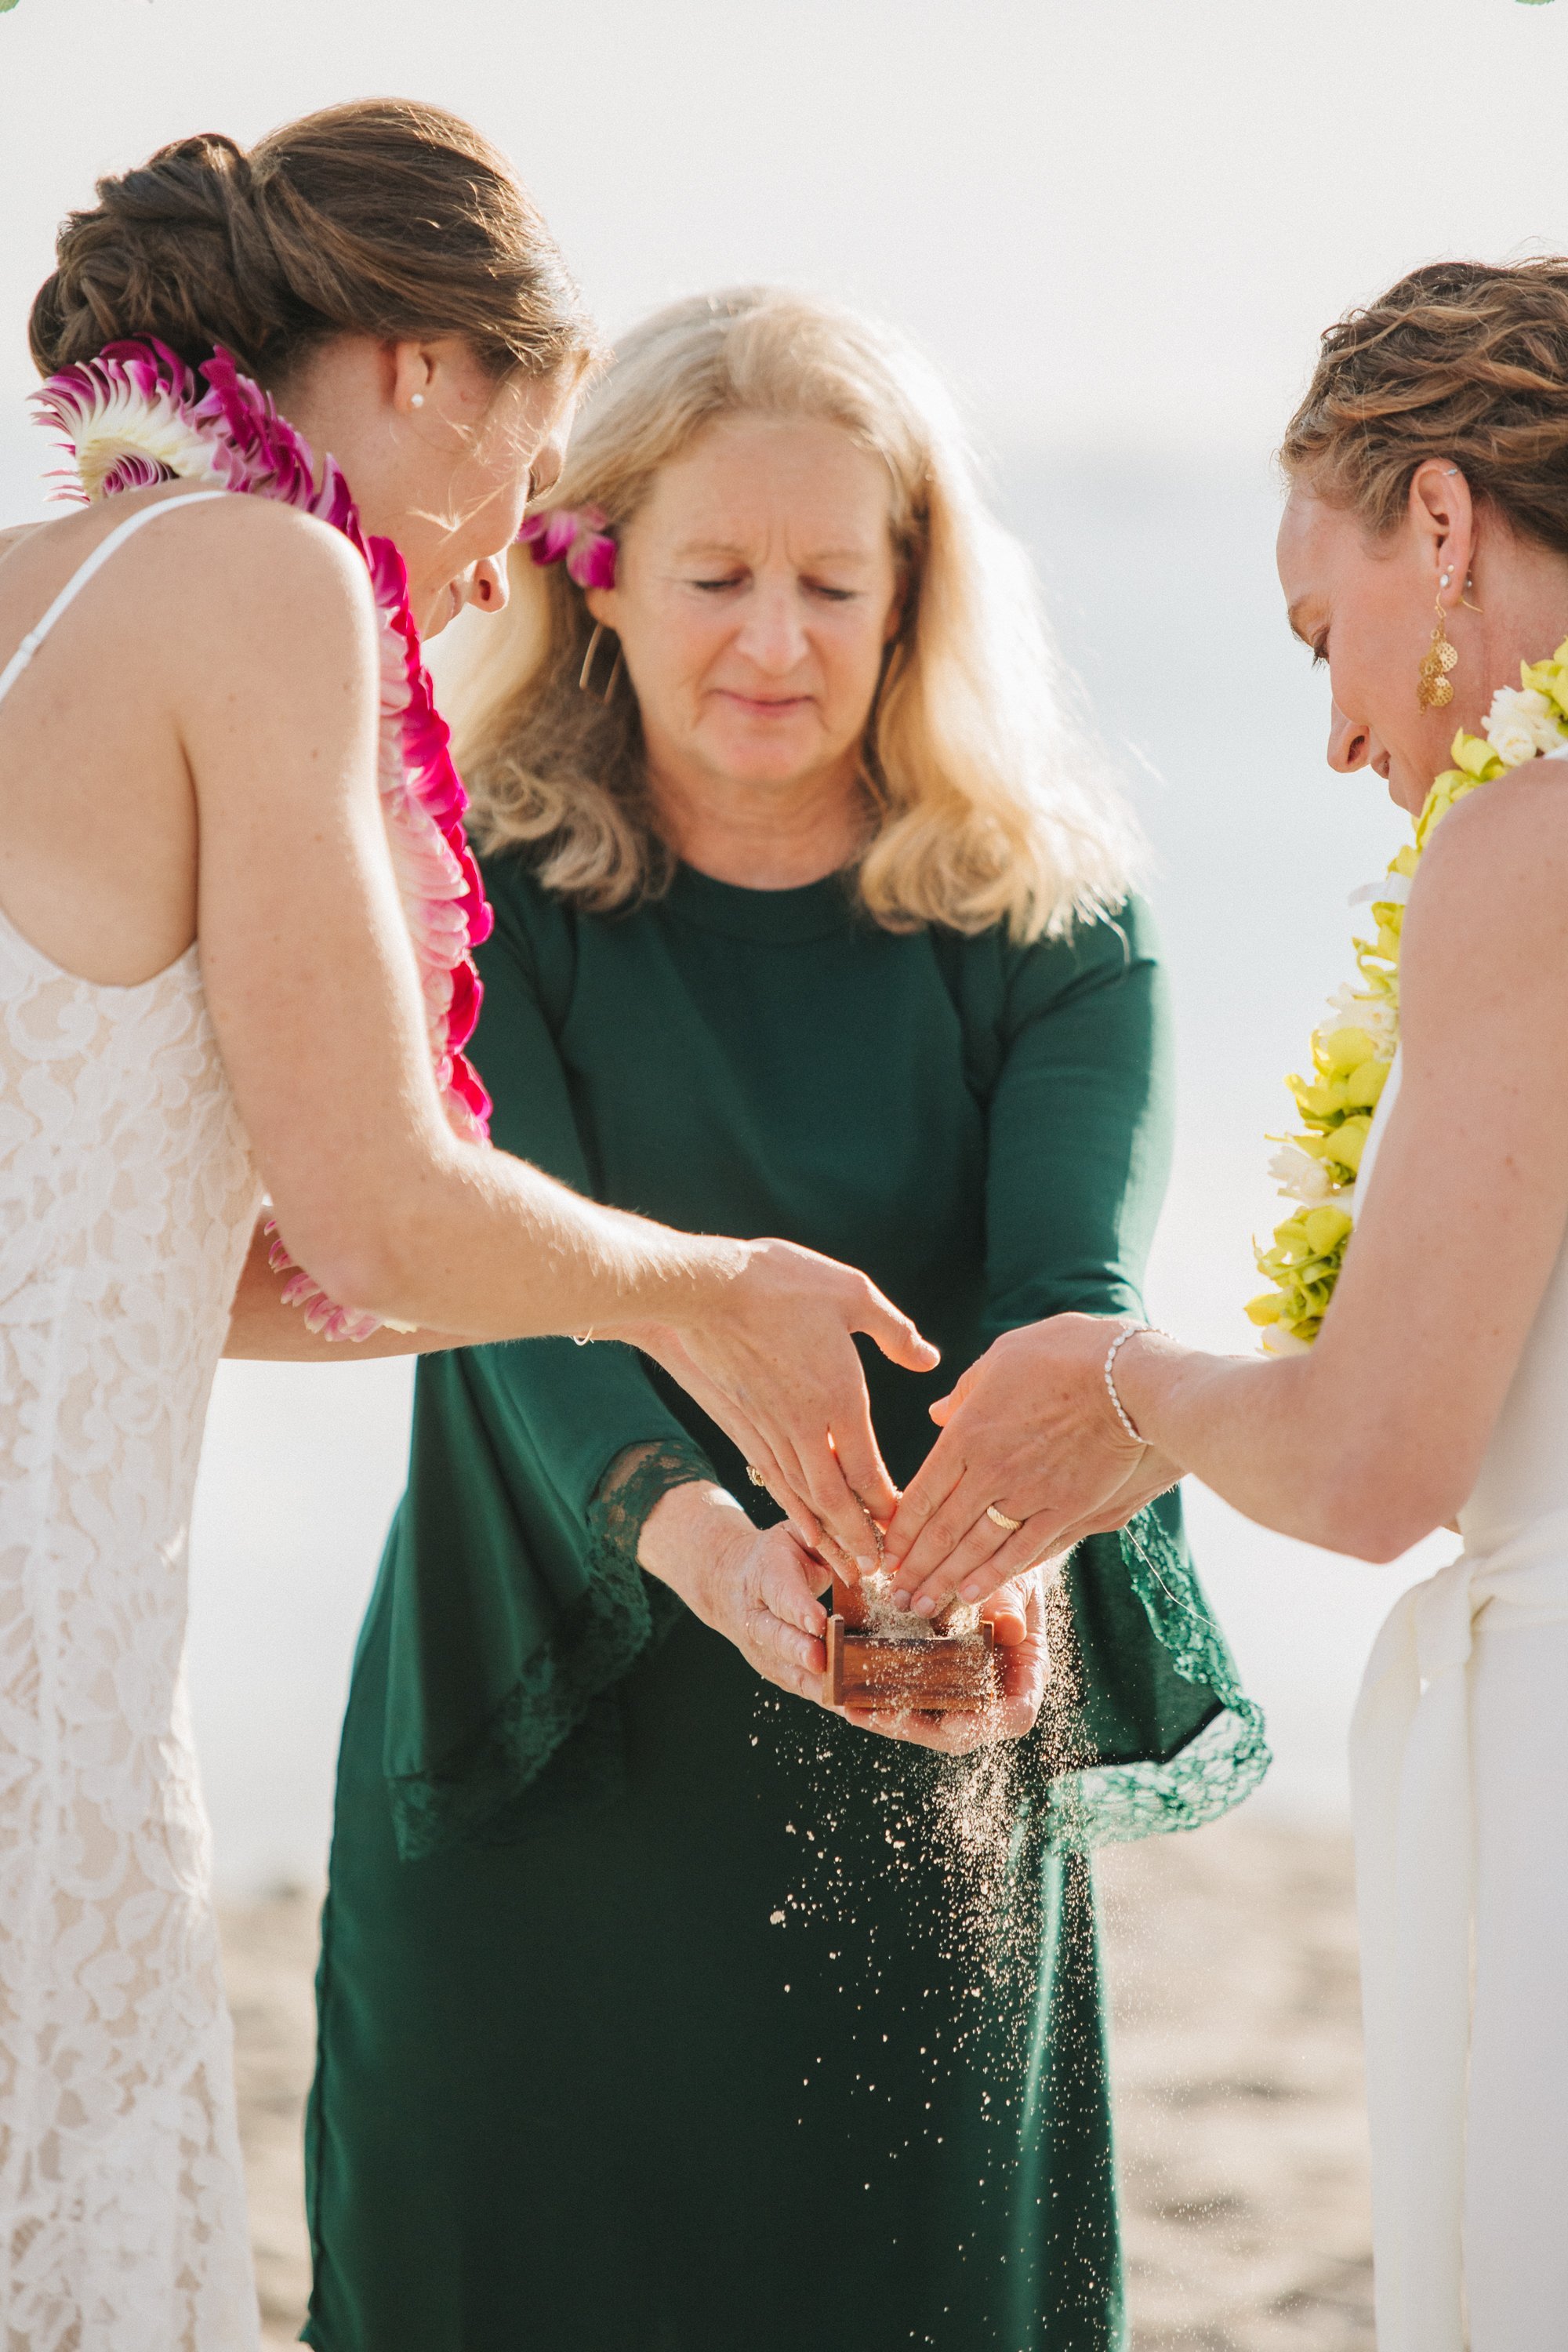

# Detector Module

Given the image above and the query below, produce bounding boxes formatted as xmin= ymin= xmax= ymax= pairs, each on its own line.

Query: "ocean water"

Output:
xmin=162 ymin=453 xmax=1446 ymax=1889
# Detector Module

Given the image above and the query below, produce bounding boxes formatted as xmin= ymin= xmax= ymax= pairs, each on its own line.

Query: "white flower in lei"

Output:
xmin=1248 ymin=641 xmax=1568 ymax=1351
xmin=1482 ymin=684 xmax=1566 ymax=768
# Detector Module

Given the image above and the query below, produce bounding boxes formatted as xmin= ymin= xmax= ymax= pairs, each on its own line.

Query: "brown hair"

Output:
xmin=29 ymin=100 xmax=593 ymax=389
xmin=1282 ymin=258 xmax=1568 ymax=552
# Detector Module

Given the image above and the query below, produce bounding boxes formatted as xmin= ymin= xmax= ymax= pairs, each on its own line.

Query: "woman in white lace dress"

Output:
xmin=882 ymin=259 xmax=1568 ymax=2352
xmin=0 ymin=106 xmax=932 ymax=2350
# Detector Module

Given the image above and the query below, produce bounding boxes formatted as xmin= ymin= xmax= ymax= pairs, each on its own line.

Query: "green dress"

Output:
xmin=303 ymin=859 xmax=1265 ymax=2352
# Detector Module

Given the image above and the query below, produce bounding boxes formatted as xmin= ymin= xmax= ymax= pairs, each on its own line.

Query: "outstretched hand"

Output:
xmin=881 ymin=1316 xmax=1179 ymax=1618
xmin=632 ymin=1238 xmax=938 ymax=1574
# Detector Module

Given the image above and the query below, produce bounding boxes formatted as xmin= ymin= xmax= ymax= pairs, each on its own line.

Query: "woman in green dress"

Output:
xmin=299 ymin=289 xmax=1266 ymax=2352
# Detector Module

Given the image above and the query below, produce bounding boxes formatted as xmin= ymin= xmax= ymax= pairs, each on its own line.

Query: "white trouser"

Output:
xmin=1351 ymin=1533 xmax=1568 ymax=2352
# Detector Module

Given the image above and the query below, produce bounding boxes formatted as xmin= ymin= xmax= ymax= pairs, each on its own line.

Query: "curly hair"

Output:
xmin=1281 ymin=257 xmax=1568 ymax=551
xmin=447 ymin=287 xmax=1139 ymax=942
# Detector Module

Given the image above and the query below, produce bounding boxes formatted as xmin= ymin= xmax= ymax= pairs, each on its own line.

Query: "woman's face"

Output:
xmin=290 ymin=335 xmax=576 ymax=639
xmin=587 ymin=414 xmax=902 ymax=800
xmin=399 ymin=347 xmax=576 ymax=638
xmin=1276 ymin=474 xmax=1473 ymax=816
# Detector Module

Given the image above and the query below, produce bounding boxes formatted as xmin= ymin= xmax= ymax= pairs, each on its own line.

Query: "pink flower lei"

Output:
xmin=32 ymin=338 xmax=494 ymax=1340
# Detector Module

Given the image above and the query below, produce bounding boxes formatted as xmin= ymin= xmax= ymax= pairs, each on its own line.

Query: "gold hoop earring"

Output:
xmin=578 ymin=622 xmax=623 ymax=706
xmin=1417 ymin=593 xmax=1458 ymax=711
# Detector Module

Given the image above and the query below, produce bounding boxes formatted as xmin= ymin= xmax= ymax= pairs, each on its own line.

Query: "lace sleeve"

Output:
xmin=588 ymin=1436 xmax=717 ymax=1570
xmin=386 ymin=1430 xmax=720 ymax=1859
xmin=1046 ymin=1499 xmax=1271 ymax=1854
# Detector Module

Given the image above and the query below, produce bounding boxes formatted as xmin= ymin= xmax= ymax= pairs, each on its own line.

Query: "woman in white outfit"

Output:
xmin=0 ymin=104 xmax=931 ymax=2350
xmin=877 ymin=257 xmax=1568 ymax=2350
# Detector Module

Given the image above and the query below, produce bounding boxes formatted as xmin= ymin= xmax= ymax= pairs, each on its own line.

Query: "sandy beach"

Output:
xmin=222 ymin=1809 xmax=1373 ymax=2350
xmin=1098 ymin=1818 xmax=1374 ymax=2350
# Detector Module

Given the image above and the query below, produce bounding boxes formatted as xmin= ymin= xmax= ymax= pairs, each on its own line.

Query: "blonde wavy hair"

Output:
xmin=452 ymin=287 xmax=1138 ymax=942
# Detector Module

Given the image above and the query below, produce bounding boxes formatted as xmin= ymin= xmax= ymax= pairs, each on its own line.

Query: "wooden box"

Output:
xmin=822 ymin=1572 xmax=1002 ymax=1711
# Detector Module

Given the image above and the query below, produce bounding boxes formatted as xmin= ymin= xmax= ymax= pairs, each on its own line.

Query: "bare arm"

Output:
xmin=182 ymin=506 xmax=932 ymax=1560
xmin=1123 ymin=775 xmax=1568 ymax=1548
xmin=885 ymin=770 xmax=1568 ymax=1601
xmin=223 ymin=1221 xmax=466 ymax=1359
xmin=186 ymin=511 xmax=705 ymax=1342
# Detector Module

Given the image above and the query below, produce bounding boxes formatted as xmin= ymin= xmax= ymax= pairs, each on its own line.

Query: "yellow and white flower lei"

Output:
xmin=1247 ymin=642 xmax=1568 ymax=1352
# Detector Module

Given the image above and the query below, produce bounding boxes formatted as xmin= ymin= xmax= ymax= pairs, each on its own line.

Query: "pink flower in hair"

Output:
xmin=519 ymin=503 xmax=617 ymax=590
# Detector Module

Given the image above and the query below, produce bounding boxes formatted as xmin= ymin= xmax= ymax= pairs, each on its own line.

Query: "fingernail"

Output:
xmin=914 ymin=1595 xmax=935 ymax=1617
xmin=960 ymin=1580 xmax=982 ymax=1602
xmin=855 ymin=1555 xmax=876 ymax=1574
xmin=890 ymin=1590 xmax=912 ymax=1611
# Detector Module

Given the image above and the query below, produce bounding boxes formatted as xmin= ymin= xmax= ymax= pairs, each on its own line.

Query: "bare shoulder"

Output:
xmin=153 ymin=492 xmax=374 ymax=615
xmin=1416 ymin=761 xmax=1568 ymax=895
xmin=1 ymin=491 xmax=374 ymax=641
xmin=0 ymin=521 xmax=42 ymax=567
xmin=1404 ymin=762 xmax=1568 ymax=1006
xmin=140 ymin=497 xmax=381 ymax=696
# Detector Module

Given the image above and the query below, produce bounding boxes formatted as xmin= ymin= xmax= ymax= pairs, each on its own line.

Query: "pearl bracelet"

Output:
xmin=1102 ymin=1323 xmax=1169 ymax=1445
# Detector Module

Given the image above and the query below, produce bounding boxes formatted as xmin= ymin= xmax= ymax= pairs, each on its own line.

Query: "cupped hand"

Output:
xmin=683 ymin=1512 xmax=836 ymax=1705
xmin=633 ymin=1238 xmax=938 ymax=1574
xmin=840 ymin=1570 xmax=1051 ymax=1753
xmin=881 ymin=1316 xmax=1169 ymax=1618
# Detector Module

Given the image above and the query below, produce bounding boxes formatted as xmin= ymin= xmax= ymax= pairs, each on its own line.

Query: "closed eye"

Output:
xmin=690 ymin=575 xmax=861 ymax=601
xmin=1287 ymin=601 xmax=1329 ymax=668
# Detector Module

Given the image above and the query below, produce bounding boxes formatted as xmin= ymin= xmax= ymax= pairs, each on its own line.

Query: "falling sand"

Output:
xmin=223 ymin=1813 xmax=1373 ymax=2350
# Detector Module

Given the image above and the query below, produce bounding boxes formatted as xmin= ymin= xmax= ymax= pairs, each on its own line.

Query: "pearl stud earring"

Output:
xmin=410 ymin=394 xmax=426 ymax=409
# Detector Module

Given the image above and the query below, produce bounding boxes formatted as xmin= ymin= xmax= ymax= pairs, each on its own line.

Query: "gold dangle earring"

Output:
xmin=1417 ymin=570 xmax=1459 ymax=710
xmin=578 ymin=622 xmax=623 ymax=706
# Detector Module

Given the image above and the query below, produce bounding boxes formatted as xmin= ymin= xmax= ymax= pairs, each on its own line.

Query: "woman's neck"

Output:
xmin=648 ymin=759 xmax=868 ymax=891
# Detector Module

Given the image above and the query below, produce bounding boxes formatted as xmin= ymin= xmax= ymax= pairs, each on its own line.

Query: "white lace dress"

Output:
xmin=0 ymin=498 xmax=264 ymax=2349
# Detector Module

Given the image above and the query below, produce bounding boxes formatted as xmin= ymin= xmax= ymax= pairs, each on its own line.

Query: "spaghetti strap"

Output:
xmin=0 ymin=491 xmax=230 ymax=713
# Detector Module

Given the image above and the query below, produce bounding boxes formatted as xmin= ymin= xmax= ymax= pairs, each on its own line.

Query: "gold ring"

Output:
xmin=985 ymin=1504 xmax=1023 ymax=1534
xmin=746 ymin=1465 xmax=768 ymax=1489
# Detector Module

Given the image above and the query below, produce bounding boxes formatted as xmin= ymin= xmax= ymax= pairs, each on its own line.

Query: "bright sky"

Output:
xmin=3 ymin=0 xmax=1568 ymax=483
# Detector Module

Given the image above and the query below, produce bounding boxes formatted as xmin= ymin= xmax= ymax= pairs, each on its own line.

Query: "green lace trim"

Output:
xmin=590 ymin=1436 xmax=716 ymax=1571
xmin=386 ymin=1437 xmax=713 ymax=1860
xmin=1046 ymin=1504 xmax=1271 ymax=1854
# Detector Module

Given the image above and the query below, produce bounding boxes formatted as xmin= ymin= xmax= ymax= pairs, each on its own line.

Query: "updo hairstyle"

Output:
xmin=1282 ymin=258 xmax=1568 ymax=554
xmin=29 ymin=100 xmax=593 ymax=390
xmin=452 ymin=286 xmax=1138 ymax=942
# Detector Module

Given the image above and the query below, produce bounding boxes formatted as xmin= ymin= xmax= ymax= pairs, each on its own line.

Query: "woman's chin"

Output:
xmin=419 ymin=582 xmax=465 ymax=641
xmin=695 ymin=730 xmax=837 ymax=791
